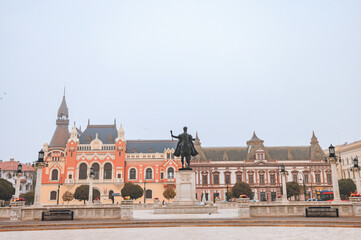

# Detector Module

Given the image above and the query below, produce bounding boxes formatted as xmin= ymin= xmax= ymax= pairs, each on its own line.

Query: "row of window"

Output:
xmin=128 ymin=167 xmax=174 ymax=180
xmin=201 ymin=172 xmax=332 ymax=185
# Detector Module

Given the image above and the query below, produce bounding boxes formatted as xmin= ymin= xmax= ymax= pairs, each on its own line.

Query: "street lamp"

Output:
xmin=280 ymin=164 xmax=288 ymax=204
xmin=88 ymin=167 xmax=95 ymax=205
xmin=15 ymin=163 xmax=23 ymax=198
xmin=352 ymin=157 xmax=361 ymax=194
xmin=56 ymin=177 xmax=63 ymax=205
xmin=299 ymin=172 xmax=307 ymax=201
xmin=326 ymin=144 xmax=341 ymax=202
xmin=34 ymin=149 xmax=46 ymax=206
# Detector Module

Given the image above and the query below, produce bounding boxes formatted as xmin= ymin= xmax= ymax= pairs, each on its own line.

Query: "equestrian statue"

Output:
xmin=170 ymin=127 xmax=198 ymax=169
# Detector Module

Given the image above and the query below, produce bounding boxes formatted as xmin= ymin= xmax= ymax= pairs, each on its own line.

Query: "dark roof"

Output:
xmin=79 ymin=125 xmax=118 ymax=144
xmin=57 ymin=96 xmax=68 ymax=118
xmin=49 ymin=125 xmax=69 ymax=147
xmin=203 ymin=147 xmax=248 ymax=161
xmin=126 ymin=140 xmax=177 ymax=153
xmin=249 ymin=132 xmax=262 ymax=141
xmin=266 ymin=146 xmax=310 ymax=160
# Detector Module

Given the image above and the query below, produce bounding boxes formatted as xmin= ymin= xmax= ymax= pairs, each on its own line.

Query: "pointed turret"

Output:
xmin=116 ymin=123 xmax=126 ymax=142
xmin=194 ymin=131 xmax=201 ymax=146
xmin=50 ymin=93 xmax=70 ymax=147
xmin=246 ymin=131 xmax=265 ymax=160
xmin=310 ymin=131 xmax=325 ymax=161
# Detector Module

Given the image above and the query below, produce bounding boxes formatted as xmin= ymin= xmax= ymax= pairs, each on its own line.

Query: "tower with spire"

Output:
xmin=49 ymin=93 xmax=70 ymax=147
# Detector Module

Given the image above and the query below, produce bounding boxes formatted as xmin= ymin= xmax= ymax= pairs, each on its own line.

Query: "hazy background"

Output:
xmin=1 ymin=1 xmax=360 ymax=163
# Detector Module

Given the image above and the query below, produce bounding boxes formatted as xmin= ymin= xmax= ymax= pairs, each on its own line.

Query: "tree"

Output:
xmin=62 ymin=191 xmax=74 ymax=204
xmin=231 ymin=182 xmax=252 ymax=199
xmin=163 ymin=188 xmax=176 ymax=201
xmin=0 ymin=178 xmax=15 ymax=201
xmin=74 ymin=185 xmax=97 ymax=204
xmin=284 ymin=182 xmax=301 ymax=199
xmin=121 ymin=183 xmax=143 ymax=200
xmin=20 ymin=190 xmax=34 ymax=205
xmin=339 ymin=179 xmax=356 ymax=200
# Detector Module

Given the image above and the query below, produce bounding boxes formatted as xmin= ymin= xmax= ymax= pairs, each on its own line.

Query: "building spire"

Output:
xmin=57 ymin=92 xmax=68 ymax=119
xmin=310 ymin=130 xmax=319 ymax=144
xmin=194 ymin=131 xmax=201 ymax=145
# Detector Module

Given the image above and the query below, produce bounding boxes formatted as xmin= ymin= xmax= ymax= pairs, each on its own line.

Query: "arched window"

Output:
xmin=167 ymin=168 xmax=174 ymax=179
xmin=51 ymin=169 xmax=59 ymax=180
xmin=109 ymin=190 xmax=114 ymax=199
xmin=92 ymin=163 xmax=100 ymax=179
xmin=145 ymin=189 xmax=152 ymax=199
xmin=104 ymin=163 xmax=112 ymax=179
xmin=79 ymin=163 xmax=87 ymax=179
xmin=129 ymin=168 xmax=136 ymax=180
xmin=146 ymin=168 xmax=153 ymax=180
xmin=50 ymin=191 xmax=57 ymax=200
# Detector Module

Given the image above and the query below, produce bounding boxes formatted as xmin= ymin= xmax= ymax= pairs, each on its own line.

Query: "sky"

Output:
xmin=0 ymin=1 xmax=360 ymax=164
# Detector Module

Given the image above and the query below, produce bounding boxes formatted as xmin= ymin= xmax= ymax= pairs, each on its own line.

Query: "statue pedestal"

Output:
xmin=172 ymin=170 xmax=198 ymax=206
xmin=154 ymin=170 xmax=218 ymax=214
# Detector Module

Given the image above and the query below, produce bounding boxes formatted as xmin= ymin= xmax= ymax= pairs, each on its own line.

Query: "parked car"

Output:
xmin=306 ymin=198 xmax=318 ymax=201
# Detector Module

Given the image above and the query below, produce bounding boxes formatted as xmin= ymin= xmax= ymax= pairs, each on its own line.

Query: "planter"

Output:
xmin=350 ymin=197 xmax=361 ymax=202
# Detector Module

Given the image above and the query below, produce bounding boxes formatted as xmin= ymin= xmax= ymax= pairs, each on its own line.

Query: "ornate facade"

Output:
xmin=40 ymin=95 xmax=332 ymax=204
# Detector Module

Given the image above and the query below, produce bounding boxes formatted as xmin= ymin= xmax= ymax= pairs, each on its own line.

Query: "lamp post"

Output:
xmin=226 ymin=184 xmax=229 ymax=202
xmin=88 ymin=167 xmax=95 ymax=205
xmin=14 ymin=163 xmax=23 ymax=198
xmin=299 ymin=172 xmax=307 ymax=201
xmin=144 ymin=178 xmax=146 ymax=204
xmin=34 ymin=149 xmax=45 ymax=206
xmin=280 ymin=164 xmax=289 ymax=204
xmin=352 ymin=157 xmax=361 ymax=194
xmin=56 ymin=177 xmax=63 ymax=205
xmin=327 ymin=144 xmax=341 ymax=202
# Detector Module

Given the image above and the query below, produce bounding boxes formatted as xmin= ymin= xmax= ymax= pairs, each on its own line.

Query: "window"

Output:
xmin=117 ymin=173 xmax=121 ymax=179
xmin=293 ymin=174 xmax=298 ymax=183
xmin=304 ymin=174 xmax=309 ymax=184
xmin=225 ymin=174 xmax=230 ymax=185
xmin=51 ymin=169 xmax=58 ymax=180
xmin=271 ymin=192 xmax=276 ymax=201
xmin=327 ymin=174 xmax=332 ymax=183
xmin=92 ymin=163 xmax=100 ymax=179
xmin=167 ymin=153 xmax=171 ymax=159
xmin=146 ymin=168 xmax=153 ymax=180
xmin=236 ymin=174 xmax=242 ymax=183
xmin=167 ymin=168 xmax=174 ymax=179
xmin=160 ymin=172 xmax=164 ymax=179
xmin=259 ymin=174 xmax=264 ymax=184
xmin=270 ymin=174 xmax=275 ymax=184
xmin=213 ymin=174 xmax=219 ymax=185
xmin=104 ymin=163 xmax=112 ymax=179
xmin=129 ymin=168 xmax=136 ymax=179
xmin=50 ymin=191 xmax=57 ymax=200
xmin=69 ymin=174 xmax=73 ymax=180
xmin=249 ymin=174 xmax=253 ymax=184
xmin=146 ymin=189 xmax=152 ymax=198
xmin=260 ymin=192 xmax=266 ymax=201
xmin=202 ymin=175 xmax=208 ymax=185
xmin=315 ymin=174 xmax=321 ymax=183
xmin=109 ymin=190 xmax=114 ymax=199
xmin=79 ymin=163 xmax=87 ymax=179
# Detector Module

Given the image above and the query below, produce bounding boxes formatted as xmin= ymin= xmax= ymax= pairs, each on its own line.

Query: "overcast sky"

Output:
xmin=1 ymin=1 xmax=360 ymax=164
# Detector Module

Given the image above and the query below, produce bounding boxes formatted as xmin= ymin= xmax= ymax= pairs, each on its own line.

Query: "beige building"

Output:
xmin=334 ymin=141 xmax=361 ymax=184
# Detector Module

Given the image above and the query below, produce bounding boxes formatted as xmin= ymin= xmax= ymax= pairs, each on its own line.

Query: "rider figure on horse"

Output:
xmin=170 ymin=127 xmax=198 ymax=169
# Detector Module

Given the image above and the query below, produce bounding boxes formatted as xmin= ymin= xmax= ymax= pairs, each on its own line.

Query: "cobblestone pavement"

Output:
xmin=1 ymin=227 xmax=361 ymax=240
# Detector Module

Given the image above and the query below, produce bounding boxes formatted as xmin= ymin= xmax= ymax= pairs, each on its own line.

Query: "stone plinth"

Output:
xmin=10 ymin=207 xmax=21 ymax=221
xmin=154 ymin=205 xmax=218 ymax=214
xmin=172 ymin=170 xmax=198 ymax=205
xmin=237 ymin=198 xmax=250 ymax=218
xmin=154 ymin=170 xmax=218 ymax=214
xmin=120 ymin=200 xmax=133 ymax=220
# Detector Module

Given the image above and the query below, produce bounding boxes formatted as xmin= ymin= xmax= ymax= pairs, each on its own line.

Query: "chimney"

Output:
xmin=10 ymin=158 xmax=15 ymax=162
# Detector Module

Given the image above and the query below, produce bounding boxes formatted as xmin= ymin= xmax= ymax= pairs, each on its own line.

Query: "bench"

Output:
xmin=305 ymin=206 xmax=339 ymax=217
xmin=42 ymin=209 xmax=74 ymax=221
